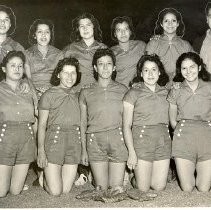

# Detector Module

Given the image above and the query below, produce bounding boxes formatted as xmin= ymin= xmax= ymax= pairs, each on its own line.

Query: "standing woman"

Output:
xmin=0 ymin=51 xmax=37 ymax=197
xmin=146 ymin=8 xmax=193 ymax=82
xmin=167 ymin=52 xmax=211 ymax=192
xmin=0 ymin=5 xmax=30 ymax=80
xmin=26 ymin=19 xmax=63 ymax=100
xmin=37 ymin=57 xmax=81 ymax=196
xmin=111 ymin=16 xmax=146 ymax=87
xmin=63 ymin=13 xmax=106 ymax=90
xmin=123 ymin=54 xmax=171 ymax=191
xmin=80 ymin=48 xmax=128 ymax=190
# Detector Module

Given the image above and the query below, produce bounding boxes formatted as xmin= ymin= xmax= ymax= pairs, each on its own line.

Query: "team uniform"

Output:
xmin=0 ymin=81 xmax=37 ymax=165
xmin=63 ymin=40 xmax=106 ymax=89
xmin=26 ymin=45 xmax=63 ymax=99
xmin=111 ymin=40 xmax=146 ymax=87
xmin=167 ymin=80 xmax=211 ymax=163
xmin=39 ymin=86 xmax=81 ymax=165
xmin=146 ymin=35 xmax=193 ymax=80
xmin=79 ymin=81 xmax=128 ymax=162
xmin=123 ymin=83 xmax=171 ymax=162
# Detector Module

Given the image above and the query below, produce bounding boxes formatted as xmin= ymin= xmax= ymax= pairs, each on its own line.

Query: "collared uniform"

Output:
xmin=146 ymin=35 xmax=193 ymax=80
xmin=167 ymin=80 xmax=211 ymax=163
xmin=63 ymin=40 xmax=106 ymax=89
xmin=39 ymin=86 xmax=81 ymax=165
xmin=111 ymin=40 xmax=146 ymax=87
xmin=124 ymin=83 xmax=171 ymax=161
xmin=79 ymin=81 xmax=128 ymax=162
xmin=0 ymin=81 xmax=37 ymax=165
xmin=26 ymin=45 xmax=63 ymax=99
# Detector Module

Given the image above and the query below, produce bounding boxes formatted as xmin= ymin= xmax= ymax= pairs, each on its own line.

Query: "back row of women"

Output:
xmin=0 ymin=2 xmax=211 ymax=197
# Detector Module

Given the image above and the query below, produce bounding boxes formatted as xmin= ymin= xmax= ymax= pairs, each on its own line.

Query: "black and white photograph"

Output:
xmin=1 ymin=0 xmax=211 ymax=208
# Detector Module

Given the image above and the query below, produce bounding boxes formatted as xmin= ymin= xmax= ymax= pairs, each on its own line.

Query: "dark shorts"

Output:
xmin=86 ymin=128 xmax=128 ymax=163
xmin=45 ymin=124 xmax=81 ymax=165
xmin=0 ymin=121 xmax=36 ymax=166
xmin=132 ymin=124 xmax=171 ymax=162
xmin=173 ymin=120 xmax=211 ymax=163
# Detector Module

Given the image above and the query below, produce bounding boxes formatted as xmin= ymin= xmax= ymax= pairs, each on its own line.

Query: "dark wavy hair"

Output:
xmin=28 ymin=19 xmax=54 ymax=45
xmin=131 ymin=53 xmax=169 ymax=86
xmin=70 ymin=13 xmax=102 ymax=42
xmin=0 ymin=5 xmax=16 ymax=35
xmin=0 ymin=51 xmax=26 ymax=80
xmin=205 ymin=2 xmax=211 ymax=16
xmin=173 ymin=52 xmax=211 ymax=82
xmin=110 ymin=16 xmax=135 ymax=42
xmin=154 ymin=8 xmax=185 ymax=37
xmin=50 ymin=57 xmax=81 ymax=86
xmin=92 ymin=48 xmax=116 ymax=81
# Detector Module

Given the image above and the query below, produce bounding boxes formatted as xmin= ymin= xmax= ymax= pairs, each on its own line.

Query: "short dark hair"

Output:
xmin=173 ymin=52 xmax=211 ymax=82
xmin=205 ymin=2 xmax=211 ymax=16
xmin=92 ymin=48 xmax=116 ymax=81
xmin=154 ymin=8 xmax=185 ymax=37
xmin=0 ymin=51 xmax=26 ymax=80
xmin=50 ymin=57 xmax=81 ymax=86
xmin=70 ymin=13 xmax=102 ymax=42
xmin=110 ymin=16 xmax=135 ymax=42
xmin=0 ymin=5 xmax=16 ymax=35
xmin=131 ymin=53 xmax=169 ymax=86
xmin=28 ymin=19 xmax=54 ymax=45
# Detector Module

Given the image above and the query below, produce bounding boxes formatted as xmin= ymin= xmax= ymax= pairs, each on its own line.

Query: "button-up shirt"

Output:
xmin=124 ymin=83 xmax=169 ymax=126
xmin=111 ymin=40 xmax=146 ymax=87
xmin=167 ymin=79 xmax=211 ymax=121
xmin=80 ymin=81 xmax=128 ymax=133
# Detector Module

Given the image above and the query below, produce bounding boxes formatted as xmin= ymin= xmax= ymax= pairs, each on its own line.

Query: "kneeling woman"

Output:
xmin=123 ymin=54 xmax=171 ymax=191
xmin=168 ymin=52 xmax=211 ymax=192
xmin=0 ymin=51 xmax=37 ymax=197
xmin=80 ymin=48 xmax=128 ymax=190
xmin=37 ymin=57 xmax=81 ymax=196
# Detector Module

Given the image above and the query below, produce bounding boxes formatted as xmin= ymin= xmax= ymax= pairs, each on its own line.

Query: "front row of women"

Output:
xmin=1 ymin=48 xmax=211 ymax=198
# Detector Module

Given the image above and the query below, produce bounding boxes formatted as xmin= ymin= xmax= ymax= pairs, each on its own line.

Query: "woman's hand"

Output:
xmin=127 ymin=150 xmax=138 ymax=170
xmin=37 ymin=149 xmax=48 ymax=168
xmin=19 ymin=80 xmax=30 ymax=94
xmin=81 ymin=149 xmax=89 ymax=166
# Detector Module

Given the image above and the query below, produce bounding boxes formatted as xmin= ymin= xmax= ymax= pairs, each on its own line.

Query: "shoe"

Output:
xmin=74 ymin=174 xmax=88 ymax=186
xmin=23 ymin=184 xmax=29 ymax=191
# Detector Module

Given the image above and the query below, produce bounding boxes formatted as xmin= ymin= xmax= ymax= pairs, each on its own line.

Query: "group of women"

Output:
xmin=0 ymin=2 xmax=211 ymax=198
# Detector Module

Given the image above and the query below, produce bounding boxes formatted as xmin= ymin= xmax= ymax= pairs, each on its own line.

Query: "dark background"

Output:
xmin=1 ymin=0 xmax=209 ymax=49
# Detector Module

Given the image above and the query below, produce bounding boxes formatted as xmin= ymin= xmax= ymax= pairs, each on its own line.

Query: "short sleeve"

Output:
xmin=79 ymin=89 xmax=87 ymax=105
xmin=123 ymin=89 xmax=137 ymax=105
xmin=145 ymin=40 xmax=158 ymax=55
xmin=167 ymin=87 xmax=180 ymax=105
xmin=39 ymin=91 xmax=52 ymax=110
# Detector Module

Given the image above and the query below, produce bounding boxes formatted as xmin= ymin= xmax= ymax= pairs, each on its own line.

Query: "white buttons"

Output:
xmin=29 ymin=127 xmax=32 ymax=130
xmin=0 ymin=138 xmax=2 ymax=142
xmin=16 ymin=102 xmax=19 ymax=105
xmin=179 ymin=129 xmax=182 ymax=132
xmin=57 ymin=126 xmax=60 ymax=130
xmin=3 ymin=124 xmax=6 ymax=127
xmin=140 ymin=134 xmax=143 ymax=138
xmin=91 ymin=134 xmax=94 ymax=137
xmin=78 ymin=131 xmax=80 ymax=135
xmin=55 ymin=136 xmax=58 ymax=138
xmin=177 ymin=133 xmax=180 ymax=137
xmin=182 ymin=120 xmax=185 ymax=123
xmin=17 ymin=112 xmax=20 ymax=115
xmin=143 ymin=125 xmax=146 ymax=128
xmin=121 ymin=137 xmax=124 ymax=141
xmin=1 ymin=133 xmax=4 ymax=137
xmin=54 ymin=140 xmax=57 ymax=143
xmin=31 ymin=132 xmax=33 ymax=134
xmin=119 ymin=131 xmax=123 ymax=135
xmin=76 ymin=127 xmax=79 ymax=130
xmin=90 ymin=139 xmax=93 ymax=142
xmin=181 ymin=124 xmax=184 ymax=127
xmin=56 ymin=131 xmax=59 ymax=133
xmin=141 ymin=130 xmax=144 ymax=133
xmin=2 ymin=129 xmax=5 ymax=132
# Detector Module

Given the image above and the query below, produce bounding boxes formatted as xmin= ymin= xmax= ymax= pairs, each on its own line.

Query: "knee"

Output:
xmin=196 ymin=184 xmax=210 ymax=192
xmin=180 ymin=184 xmax=194 ymax=192
xmin=0 ymin=190 xmax=8 ymax=198
xmin=9 ymin=188 xmax=21 ymax=196
xmin=151 ymin=183 xmax=166 ymax=191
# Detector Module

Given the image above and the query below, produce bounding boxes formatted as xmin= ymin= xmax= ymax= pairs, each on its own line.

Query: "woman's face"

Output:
xmin=161 ymin=13 xmax=179 ymax=36
xmin=3 ymin=56 xmax=24 ymax=81
xmin=94 ymin=55 xmax=115 ymax=80
xmin=59 ymin=65 xmax=77 ymax=88
xmin=0 ymin=11 xmax=11 ymax=35
xmin=115 ymin=21 xmax=131 ymax=43
xmin=181 ymin=58 xmax=200 ymax=83
xmin=141 ymin=60 xmax=160 ymax=86
xmin=207 ymin=8 xmax=211 ymax=29
xmin=35 ymin=24 xmax=51 ymax=46
xmin=78 ymin=18 xmax=94 ymax=40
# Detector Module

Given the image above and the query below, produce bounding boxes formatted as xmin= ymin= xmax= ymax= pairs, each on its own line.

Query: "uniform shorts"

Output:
xmin=132 ymin=124 xmax=171 ymax=162
xmin=172 ymin=120 xmax=211 ymax=163
xmin=45 ymin=124 xmax=81 ymax=165
xmin=0 ymin=121 xmax=36 ymax=166
xmin=86 ymin=127 xmax=128 ymax=163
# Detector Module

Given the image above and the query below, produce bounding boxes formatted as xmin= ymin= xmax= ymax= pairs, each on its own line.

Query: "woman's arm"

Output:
xmin=79 ymin=96 xmax=89 ymax=166
xmin=169 ymin=103 xmax=178 ymax=129
xmin=37 ymin=109 xmax=49 ymax=168
xmin=123 ymin=101 xmax=137 ymax=170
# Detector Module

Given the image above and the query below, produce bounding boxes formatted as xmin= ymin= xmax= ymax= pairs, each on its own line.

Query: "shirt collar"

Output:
xmin=161 ymin=34 xmax=179 ymax=41
xmin=79 ymin=39 xmax=99 ymax=49
xmin=181 ymin=79 xmax=204 ymax=91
